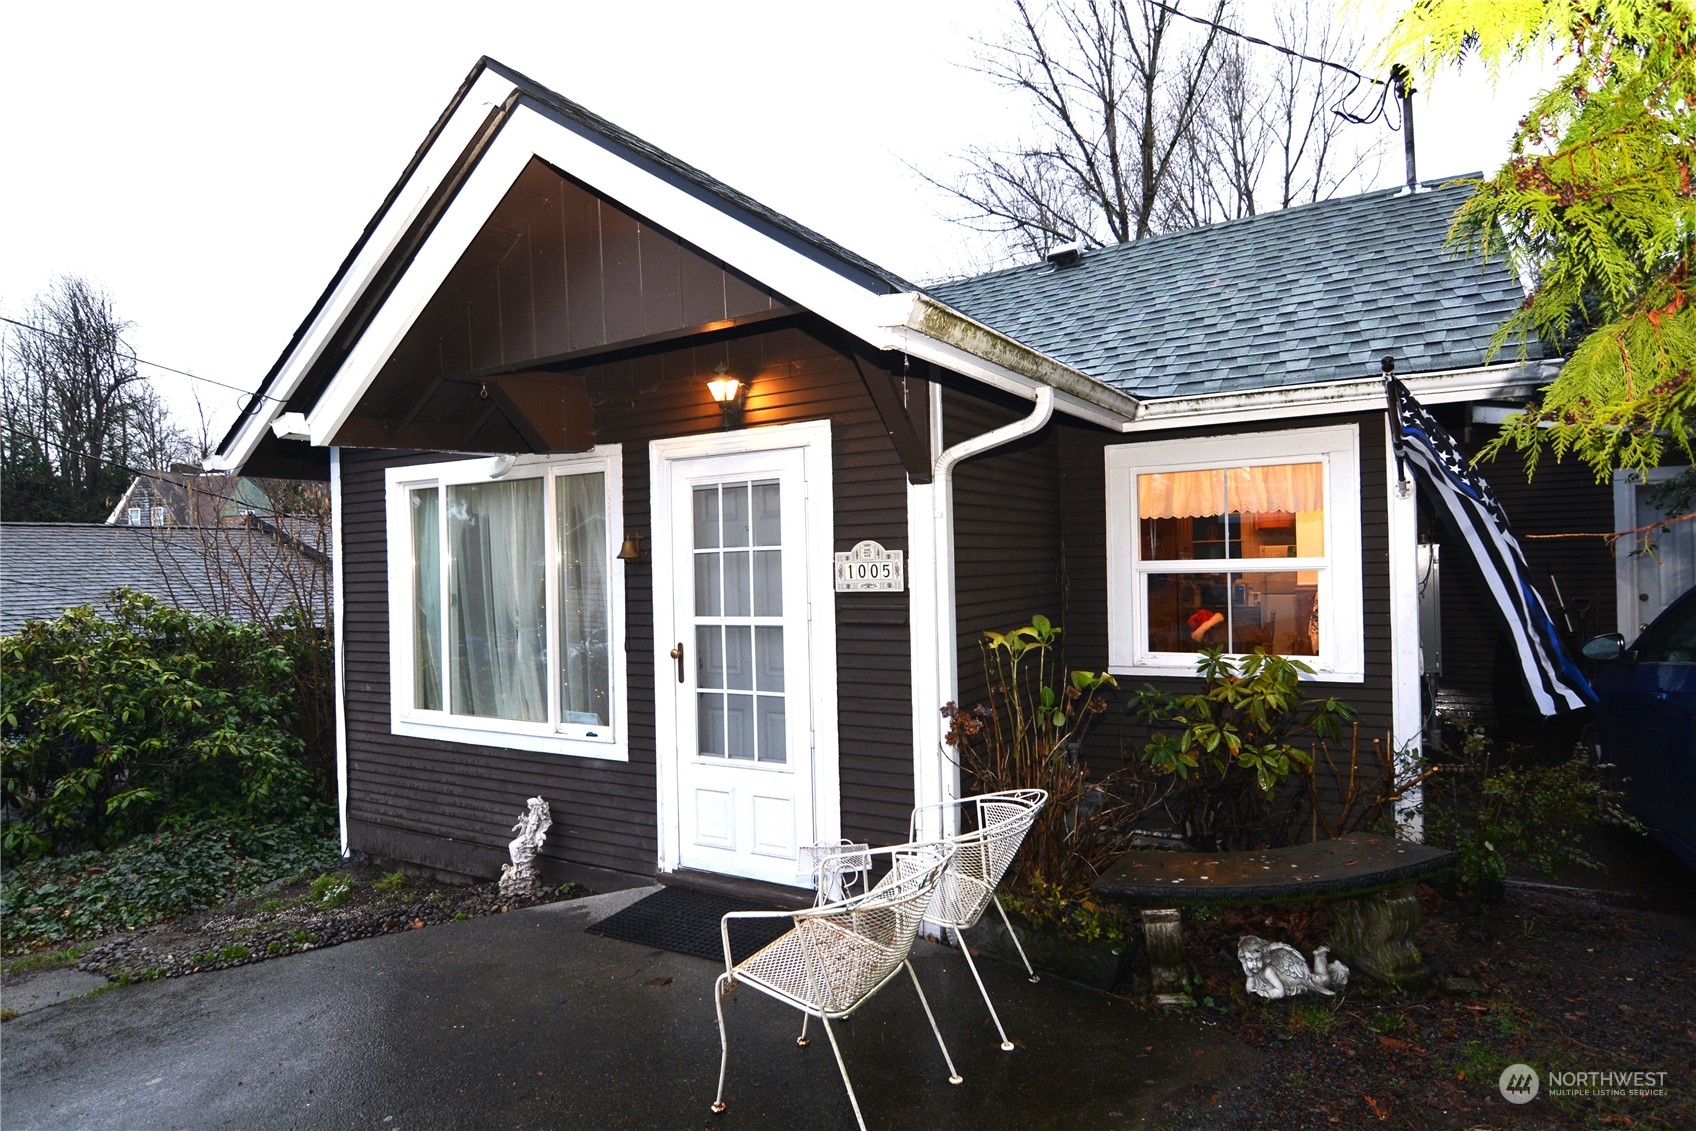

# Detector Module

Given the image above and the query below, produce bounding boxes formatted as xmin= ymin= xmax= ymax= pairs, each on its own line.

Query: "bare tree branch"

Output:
xmin=939 ymin=0 xmax=1386 ymax=264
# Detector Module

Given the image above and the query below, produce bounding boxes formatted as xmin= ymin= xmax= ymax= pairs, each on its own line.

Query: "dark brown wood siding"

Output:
xmin=944 ymin=383 xmax=1064 ymax=709
xmin=338 ymin=325 xmax=914 ymax=882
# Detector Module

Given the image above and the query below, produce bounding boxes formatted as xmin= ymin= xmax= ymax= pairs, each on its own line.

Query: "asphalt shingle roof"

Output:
xmin=0 ymin=523 xmax=325 ymax=635
xmin=929 ymin=182 xmax=1539 ymax=400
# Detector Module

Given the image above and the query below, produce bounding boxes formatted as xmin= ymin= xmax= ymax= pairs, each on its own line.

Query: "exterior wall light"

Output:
xmin=706 ymin=363 xmax=746 ymax=430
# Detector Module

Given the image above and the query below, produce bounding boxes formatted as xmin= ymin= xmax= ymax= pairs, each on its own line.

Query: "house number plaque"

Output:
xmin=833 ymin=540 xmax=904 ymax=592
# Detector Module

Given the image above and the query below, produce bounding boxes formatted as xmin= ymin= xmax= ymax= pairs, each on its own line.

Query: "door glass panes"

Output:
xmin=693 ymin=479 xmax=787 ymax=764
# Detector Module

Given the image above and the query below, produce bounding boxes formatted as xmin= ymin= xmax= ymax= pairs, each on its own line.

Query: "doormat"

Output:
xmin=586 ymin=886 xmax=792 ymax=962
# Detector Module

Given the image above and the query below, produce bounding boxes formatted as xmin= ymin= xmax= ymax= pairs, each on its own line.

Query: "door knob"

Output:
xmin=669 ymin=642 xmax=685 ymax=684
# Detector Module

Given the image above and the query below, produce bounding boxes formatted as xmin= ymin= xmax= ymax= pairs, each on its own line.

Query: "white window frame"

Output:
xmin=1105 ymin=424 xmax=1364 ymax=681
xmin=384 ymin=446 xmax=629 ymax=760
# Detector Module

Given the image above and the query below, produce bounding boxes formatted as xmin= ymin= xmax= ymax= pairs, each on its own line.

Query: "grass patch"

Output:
xmin=310 ymin=872 xmax=353 ymax=908
xmin=1 ymin=943 xmax=96 ymax=977
xmin=1 ymin=815 xmax=339 ymax=955
xmin=374 ymin=871 xmax=407 ymax=893
xmin=1285 ymin=997 xmax=1342 ymax=1036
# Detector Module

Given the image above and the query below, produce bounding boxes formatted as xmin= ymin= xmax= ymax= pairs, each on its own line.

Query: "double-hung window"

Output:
xmin=1106 ymin=425 xmax=1364 ymax=681
xmin=385 ymin=448 xmax=627 ymax=758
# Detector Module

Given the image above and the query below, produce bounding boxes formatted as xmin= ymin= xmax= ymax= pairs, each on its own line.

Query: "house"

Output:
xmin=210 ymin=57 xmax=1608 ymax=892
xmin=106 ymin=471 xmax=274 ymax=528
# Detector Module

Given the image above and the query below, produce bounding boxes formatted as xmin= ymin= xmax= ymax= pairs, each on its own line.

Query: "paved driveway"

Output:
xmin=2 ymin=889 xmax=1250 ymax=1130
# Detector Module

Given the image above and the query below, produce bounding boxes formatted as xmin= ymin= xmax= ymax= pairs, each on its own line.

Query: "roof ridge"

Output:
xmin=936 ymin=178 xmax=1482 ymax=292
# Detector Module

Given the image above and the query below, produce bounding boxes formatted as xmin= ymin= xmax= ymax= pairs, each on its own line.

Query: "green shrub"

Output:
xmin=0 ymin=816 xmax=337 ymax=952
xmin=1 ymin=591 xmax=317 ymax=860
xmin=942 ymin=613 xmax=1126 ymax=895
xmin=1128 ymin=648 xmax=1357 ymax=850
xmin=1417 ymin=723 xmax=1642 ymax=898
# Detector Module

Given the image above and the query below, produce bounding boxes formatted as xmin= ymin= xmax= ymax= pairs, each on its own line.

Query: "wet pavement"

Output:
xmin=1 ymin=887 xmax=1252 ymax=1130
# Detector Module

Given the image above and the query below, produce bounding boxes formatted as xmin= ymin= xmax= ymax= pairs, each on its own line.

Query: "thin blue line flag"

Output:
xmin=1387 ymin=377 xmax=1593 ymax=715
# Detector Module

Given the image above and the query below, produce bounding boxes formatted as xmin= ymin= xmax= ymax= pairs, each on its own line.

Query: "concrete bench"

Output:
xmin=1093 ymin=832 xmax=1456 ymax=1003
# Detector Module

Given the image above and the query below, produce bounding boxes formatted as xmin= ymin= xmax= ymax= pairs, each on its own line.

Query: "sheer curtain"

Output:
xmin=410 ymin=489 xmax=443 ymax=710
xmin=447 ymin=479 xmax=547 ymax=722
xmin=556 ymin=471 xmax=609 ymax=725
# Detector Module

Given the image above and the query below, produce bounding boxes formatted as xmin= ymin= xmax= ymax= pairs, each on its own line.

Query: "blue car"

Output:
xmin=1582 ymin=585 xmax=1696 ymax=873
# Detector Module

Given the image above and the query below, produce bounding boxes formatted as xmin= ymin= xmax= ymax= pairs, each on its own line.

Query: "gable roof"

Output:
xmin=929 ymin=182 xmax=1542 ymax=401
xmin=213 ymin=58 xmax=1132 ymax=476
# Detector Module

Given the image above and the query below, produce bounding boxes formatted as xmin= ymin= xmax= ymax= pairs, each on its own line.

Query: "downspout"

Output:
xmin=910 ymin=385 xmax=1055 ymax=845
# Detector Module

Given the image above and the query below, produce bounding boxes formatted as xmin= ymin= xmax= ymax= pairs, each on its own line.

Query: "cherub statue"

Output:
xmin=498 ymin=796 xmax=553 ymax=897
xmin=1237 ymin=935 xmax=1350 ymax=999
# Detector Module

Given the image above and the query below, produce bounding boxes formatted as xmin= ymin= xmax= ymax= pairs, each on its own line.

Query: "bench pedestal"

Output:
xmin=1140 ymin=909 xmax=1193 ymax=1006
xmin=1330 ymin=884 xmax=1429 ymax=988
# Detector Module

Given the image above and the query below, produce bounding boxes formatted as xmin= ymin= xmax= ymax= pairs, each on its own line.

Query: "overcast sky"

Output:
xmin=0 ymin=0 xmax=1557 ymax=446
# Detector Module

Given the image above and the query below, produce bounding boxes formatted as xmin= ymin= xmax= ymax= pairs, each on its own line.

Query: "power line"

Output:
xmin=0 ymin=314 xmax=280 ymax=405
xmin=1148 ymin=0 xmax=1403 ymax=128
xmin=1149 ymin=1 xmax=1386 ymax=86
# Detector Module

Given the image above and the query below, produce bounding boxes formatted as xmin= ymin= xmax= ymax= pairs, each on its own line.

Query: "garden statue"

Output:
xmin=1237 ymin=935 xmax=1349 ymax=999
xmin=499 ymin=796 xmax=553 ymax=897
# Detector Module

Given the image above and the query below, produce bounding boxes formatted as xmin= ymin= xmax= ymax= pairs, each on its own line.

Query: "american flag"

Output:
xmin=1387 ymin=377 xmax=1593 ymax=715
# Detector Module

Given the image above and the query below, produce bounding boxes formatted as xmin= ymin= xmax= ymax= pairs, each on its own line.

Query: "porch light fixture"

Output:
xmin=706 ymin=363 xmax=746 ymax=430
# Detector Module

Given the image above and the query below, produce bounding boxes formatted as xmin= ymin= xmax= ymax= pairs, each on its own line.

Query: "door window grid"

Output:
xmin=694 ymin=480 xmax=786 ymax=764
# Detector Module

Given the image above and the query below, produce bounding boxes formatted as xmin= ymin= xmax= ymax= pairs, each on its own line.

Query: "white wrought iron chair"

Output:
xmin=909 ymin=788 xmax=1048 ymax=1051
xmin=797 ymin=839 xmax=872 ymax=903
xmin=712 ymin=841 xmax=961 ymax=1131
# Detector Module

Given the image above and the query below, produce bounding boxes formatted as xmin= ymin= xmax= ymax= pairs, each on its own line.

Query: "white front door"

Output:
xmin=652 ymin=424 xmax=838 ymax=886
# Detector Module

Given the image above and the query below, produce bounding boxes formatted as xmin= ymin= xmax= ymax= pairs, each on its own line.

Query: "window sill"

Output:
xmin=392 ymin=715 xmax=628 ymax=761
xmin=1111 ymin=657 xmax=1365 ymax=683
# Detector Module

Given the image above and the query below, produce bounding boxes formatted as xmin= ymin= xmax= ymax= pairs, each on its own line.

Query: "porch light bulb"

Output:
xmin=706 ymin=364 xmax=742 ymax=405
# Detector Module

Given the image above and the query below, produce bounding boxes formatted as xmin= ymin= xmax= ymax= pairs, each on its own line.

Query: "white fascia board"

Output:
xmin=217 ymin=68 xmax=518 ymax=471
xmin=1116 ymin=360 xmax=1559 ymax=434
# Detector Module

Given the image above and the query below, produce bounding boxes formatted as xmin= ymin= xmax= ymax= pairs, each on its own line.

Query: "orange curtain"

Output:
xmin=1139 ymin=463 xmax=1323 ymax=519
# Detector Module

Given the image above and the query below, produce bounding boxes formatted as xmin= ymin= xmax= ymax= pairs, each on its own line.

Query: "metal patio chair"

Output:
xmin=797 ymin=839 xmax=872 ymax=903
xmin=909 ymin=788 xmax=1048 ymax=1051
xmin=711 ymin=841 xmax=961 ymax=1131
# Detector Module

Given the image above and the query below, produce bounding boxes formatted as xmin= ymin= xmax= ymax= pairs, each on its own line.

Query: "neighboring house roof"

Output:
xmin=106 ymin=473 xmax=273 ymax=526
xmin=928 ymin=182 xmax=1541 ymax=401
xmin=0 ymin=522 xmax=330 ymax=635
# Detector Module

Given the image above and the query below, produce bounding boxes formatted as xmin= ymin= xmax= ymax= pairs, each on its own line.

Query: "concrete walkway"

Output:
xmin=1 ymin=888 xmax=1251 ymax=1130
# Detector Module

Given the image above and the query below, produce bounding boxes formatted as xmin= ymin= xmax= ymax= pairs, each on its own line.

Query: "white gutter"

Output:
xmin=909 ymin=385 xmax=1055 ymax=847
xmin=1119 ymin=360 xmax=1558 ymax=433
